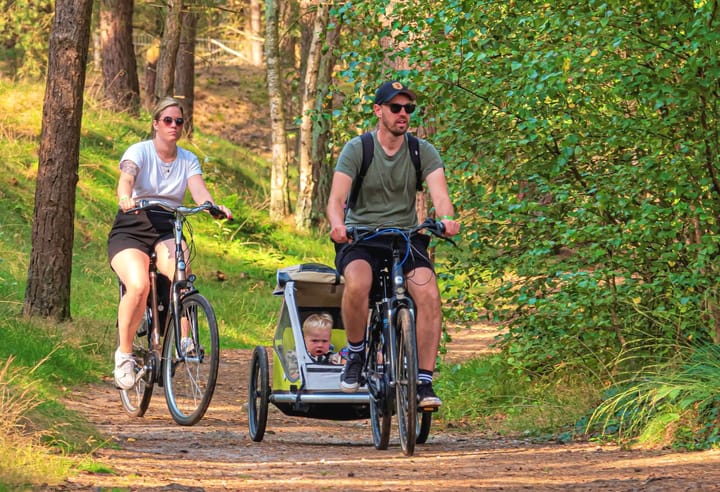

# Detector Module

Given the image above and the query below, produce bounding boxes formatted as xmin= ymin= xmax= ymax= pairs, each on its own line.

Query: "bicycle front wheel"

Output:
xmin=368 ymin=322 xmax=392 ymax=450
xmin=162 ymin=293 xmax=220 ymax=426
xmin=396 ymin=307 xmax=418 ymax=456
xmin=417 ymin=410 xmax=432 ymax=444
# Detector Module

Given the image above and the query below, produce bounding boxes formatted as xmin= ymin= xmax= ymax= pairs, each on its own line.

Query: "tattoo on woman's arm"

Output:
xmin=119 ymin=160 xmax=139 ymax=176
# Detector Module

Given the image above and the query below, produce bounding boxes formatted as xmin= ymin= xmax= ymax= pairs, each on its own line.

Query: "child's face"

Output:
xmin=304 ymin=328 xmax=331 ymax=356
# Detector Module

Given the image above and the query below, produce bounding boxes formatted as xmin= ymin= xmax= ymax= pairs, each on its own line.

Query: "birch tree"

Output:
xmin=266 ymin=0 xmax=291 ymax=219
xmin=295 ymin=2 xmax=329 ymax=230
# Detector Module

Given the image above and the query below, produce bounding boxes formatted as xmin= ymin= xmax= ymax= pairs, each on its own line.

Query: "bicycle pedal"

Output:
xmin=419 ymin=406 xmax=439 ymax=413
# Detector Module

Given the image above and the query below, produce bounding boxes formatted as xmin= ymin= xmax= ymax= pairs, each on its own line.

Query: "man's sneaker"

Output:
xmin=113 ymin=350 xmax=138 ymax=390
xmin=340 ymin=350 xmax=365 ymax=392
xmin=181 ymin=337 xmax=196 ymax=356
xmin=417 ymin=382 xmax=442 ymax=408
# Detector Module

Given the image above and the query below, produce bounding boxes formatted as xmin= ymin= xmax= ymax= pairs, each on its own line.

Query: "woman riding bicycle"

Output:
xmin=326 ymin=81 xmax=460 ymax=408
xmin=107 ymin=97 xmax=232 ymax=391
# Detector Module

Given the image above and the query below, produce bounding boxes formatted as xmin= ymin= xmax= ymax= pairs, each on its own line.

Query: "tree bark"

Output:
xmin=266 ymin=0 xmax=291 ymax=220
xmin=174 ymin=3 xmax=197 ymax=137
xmin=154 ymin=0 xmax=183 ymax=102
xmin=248 ymin=0 xmax=263 ymax=65
xmin=24 ymin=0 xmax=93 ymax=320
xmin=100 ymin=0 xmax=140 ymax=114
xmin=295 ymin=2 xmax=328 ymax=230
xmin=311 ymin=19 xmax=340 ymax=229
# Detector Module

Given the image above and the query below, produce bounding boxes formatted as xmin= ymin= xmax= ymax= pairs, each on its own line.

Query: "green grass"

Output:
xmin=587 ymin=341 xmax=720 ymax=449
xmin=436 ymin=353 xmax=602 ymax=439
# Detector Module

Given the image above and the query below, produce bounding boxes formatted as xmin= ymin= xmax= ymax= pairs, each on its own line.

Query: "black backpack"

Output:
xmin=345 ymin=132 xmax=422 ymax=213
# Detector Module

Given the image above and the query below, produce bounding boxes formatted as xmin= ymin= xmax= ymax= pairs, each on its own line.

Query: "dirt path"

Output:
xmin=61 ymin=328 xmax=720 ymax=491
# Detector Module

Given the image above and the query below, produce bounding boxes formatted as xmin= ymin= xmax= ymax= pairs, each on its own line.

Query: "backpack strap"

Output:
xmin=407 ymin=133 xmax=423 ymax=192
xmin=346 ymin=132 xmax=374 ymax=213
xmin=345 ymin=132 xmax=423 ymax=214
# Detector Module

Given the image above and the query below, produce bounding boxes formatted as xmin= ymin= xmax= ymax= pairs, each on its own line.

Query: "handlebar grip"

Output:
xmin=209 ymin=207 xmax=228 ymax=220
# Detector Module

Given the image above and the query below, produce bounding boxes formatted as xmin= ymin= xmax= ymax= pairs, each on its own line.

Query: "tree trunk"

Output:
xmin=100 ymin=0 xmax=140 ymax=115
xmin=248 ymin=0 xmax=263 ymax=65
xmin=266 ymin=0 xmax=291 ymax=220
xmin=310 ymin=19 xmax=340 ymax=229
xmin=24 ymin=0 xmax=93 ymax=320
xmin=174 ymin=4 xmax=197 ymax=137
xmin=280 ymin=0 xmax=299 ymax=119
xmin=154 ymin=0 xmax=183 ymax=102
xmin=143 ymin=46 xmax=159 ymax=110
xmin=295 ymin=2 xmax=328 ymax=230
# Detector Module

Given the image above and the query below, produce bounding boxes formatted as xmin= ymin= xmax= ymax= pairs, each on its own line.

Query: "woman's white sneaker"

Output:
xmin=113 ymin=350 xmax=138 ymax=390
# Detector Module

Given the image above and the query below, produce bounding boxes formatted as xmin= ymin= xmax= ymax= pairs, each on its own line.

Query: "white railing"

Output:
xmin=133 ymin=32 xmax=252 ymax=65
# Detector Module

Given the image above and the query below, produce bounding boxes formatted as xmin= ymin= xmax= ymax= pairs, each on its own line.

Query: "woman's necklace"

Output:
xmin=160 ymin=161 xmax=173 ymax=176
xmin=155 ymin=146 xmax=177 ymax=177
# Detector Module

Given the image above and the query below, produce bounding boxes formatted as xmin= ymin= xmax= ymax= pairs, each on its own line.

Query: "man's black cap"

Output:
xmin=374 ymin=81 xmax=417 ymax=105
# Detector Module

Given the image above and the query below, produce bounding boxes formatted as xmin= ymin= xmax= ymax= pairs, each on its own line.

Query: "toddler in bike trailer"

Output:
xmin=302 ymin=312 xmax=346 ymax=365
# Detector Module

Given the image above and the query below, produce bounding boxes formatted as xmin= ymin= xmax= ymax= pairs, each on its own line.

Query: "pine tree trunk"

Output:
xmin=24 ymin=0 xmax=93 ymax=320
xmin=100 ymin=0 xmax=140 ymax=114
xmin=154 ymin=0 xmax=183 ymax=102
xmin=174 ymin=4 xmax=197 ymax=137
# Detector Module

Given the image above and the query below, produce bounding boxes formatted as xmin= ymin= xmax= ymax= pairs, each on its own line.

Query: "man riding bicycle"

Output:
xmin=327 ymin=81 xmax=460 ymax=408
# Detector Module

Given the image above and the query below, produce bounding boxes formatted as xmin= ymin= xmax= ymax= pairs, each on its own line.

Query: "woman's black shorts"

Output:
xmin=107 ymin=208 xmax=175 ymax=262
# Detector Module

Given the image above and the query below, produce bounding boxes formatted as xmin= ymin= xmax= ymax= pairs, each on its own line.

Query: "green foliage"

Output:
xmin=337 ymin=0 xmax=720 ymax=381
xmin=588 ymin=342 xmax=720 ymax=449
xmin=0 ymin=0 xmax=53 ymax=78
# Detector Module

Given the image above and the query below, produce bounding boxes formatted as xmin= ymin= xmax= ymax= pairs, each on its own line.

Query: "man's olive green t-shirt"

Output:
xmin=335 ymin=131 xmax=443 ymax=228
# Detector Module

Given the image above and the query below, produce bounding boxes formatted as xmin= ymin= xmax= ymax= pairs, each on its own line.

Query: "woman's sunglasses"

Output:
xmin=385 ymin=103 xmax=417 ymax=114
xmin=160 ymin=116 xmax=184 ymax=126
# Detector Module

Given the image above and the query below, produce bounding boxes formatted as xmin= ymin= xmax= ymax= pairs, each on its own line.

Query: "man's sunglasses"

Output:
xmin=385 ymin=103 xmax=417 ymax=114
xmin=160 ymin=116 xmax=184 ymax=126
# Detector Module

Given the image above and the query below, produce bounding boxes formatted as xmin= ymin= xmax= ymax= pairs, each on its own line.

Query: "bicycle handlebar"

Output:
xmin=346 ymin=217 xmax=457 ymax=247
xmin=127 ymin=199 xmax=230 ymax=220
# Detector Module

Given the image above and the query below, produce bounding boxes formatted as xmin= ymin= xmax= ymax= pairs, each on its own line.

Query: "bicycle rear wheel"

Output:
xmin=162 ymin=293 xmax=220 ymax=426
xmin=368 ymin=322 xmax=392 ymax=450
xmin=118 ymin=287 xmax=154 ymax=417
xmin=396 ymin=307 xmax=418 ymax=456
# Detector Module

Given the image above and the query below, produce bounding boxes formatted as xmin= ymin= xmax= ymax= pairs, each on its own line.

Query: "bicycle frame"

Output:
xmin=168 ymin=208 xmax=199 ymax=362
xmin=119 ymin=200 xmax=226 ymax=424
xmin=368 ymin=234 xmax=416 ymax=393
xmin=347 ymin=218 xmax=452 ymax=455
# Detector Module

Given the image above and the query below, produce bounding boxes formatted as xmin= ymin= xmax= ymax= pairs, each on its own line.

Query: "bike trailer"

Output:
xmin=269 ymin=263 xmax=369 ymax=420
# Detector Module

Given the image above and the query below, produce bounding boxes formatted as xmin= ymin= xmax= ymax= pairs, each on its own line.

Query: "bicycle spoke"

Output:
xmin=163 ymin=293 xmax=219 ymax=426
xmin=396 ymin=307 xmax=417 ymax=456
xmin=369 ymin=325 xmax=391 ymax=450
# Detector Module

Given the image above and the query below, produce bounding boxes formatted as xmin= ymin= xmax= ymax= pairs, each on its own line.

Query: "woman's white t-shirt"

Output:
xmin=121 ymin=140 xmax=202 ymax=207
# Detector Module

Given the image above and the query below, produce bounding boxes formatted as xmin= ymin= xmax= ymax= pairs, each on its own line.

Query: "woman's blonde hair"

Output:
xmin=150 ymin=97 xmax=184 ymax=137
xmin=303 ymin=313 xmax=333 ymax=334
